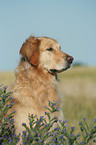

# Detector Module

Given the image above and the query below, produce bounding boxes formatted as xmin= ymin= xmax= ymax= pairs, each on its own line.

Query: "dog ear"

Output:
xmin=20 ymin=36 xmax=40 ymax=66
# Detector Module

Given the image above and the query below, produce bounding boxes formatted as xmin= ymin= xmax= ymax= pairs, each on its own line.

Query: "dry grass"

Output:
xmin=58 ymin=66 xmax=96 ymax=133
xmin=0 ymin=71 xmax=15 ymax=89
xmin=59 ymin=66 xmax=96 ymax=98
xmin=0 ymin=66 xmax=96 ymax=133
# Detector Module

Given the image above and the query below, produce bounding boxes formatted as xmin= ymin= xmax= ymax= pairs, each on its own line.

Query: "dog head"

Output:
xmin=20 ymin=36 xmax=74 ymax=74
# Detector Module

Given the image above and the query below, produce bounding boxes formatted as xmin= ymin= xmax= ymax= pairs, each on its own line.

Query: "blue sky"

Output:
xmin=0 ymin=0 xmax=96 ymax=70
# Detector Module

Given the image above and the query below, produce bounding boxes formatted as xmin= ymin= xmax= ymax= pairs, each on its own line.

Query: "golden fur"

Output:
xmin=11 ymin=36 xmax=73 ymax=137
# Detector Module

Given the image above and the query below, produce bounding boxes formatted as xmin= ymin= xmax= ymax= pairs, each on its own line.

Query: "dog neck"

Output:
xmin=19 ymin=57 xmax=58 ymax=81
xmin=14 ymin=59 xmax=60 ymax=109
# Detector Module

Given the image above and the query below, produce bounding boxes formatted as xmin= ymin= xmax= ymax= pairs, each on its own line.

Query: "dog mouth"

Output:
xmin=49 ymin=66 xmax=70 ymax=75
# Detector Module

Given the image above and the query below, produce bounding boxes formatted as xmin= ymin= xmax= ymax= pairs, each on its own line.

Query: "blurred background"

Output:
xmin=0 ymin=0 xmax=96 ymax=131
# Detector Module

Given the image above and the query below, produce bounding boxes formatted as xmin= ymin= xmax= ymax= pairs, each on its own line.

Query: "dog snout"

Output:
xmin=66 ymin=55 xmax=74 ymax=64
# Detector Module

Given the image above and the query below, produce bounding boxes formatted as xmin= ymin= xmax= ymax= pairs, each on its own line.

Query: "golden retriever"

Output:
xmin=11 ymin=36 xmax=73 ymax=137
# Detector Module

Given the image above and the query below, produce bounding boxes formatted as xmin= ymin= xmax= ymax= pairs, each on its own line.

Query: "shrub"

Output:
xmin=0 ymin=85 xmax=96 ymax=145
xmin=0 ymin=85 xmax=20 ymax=144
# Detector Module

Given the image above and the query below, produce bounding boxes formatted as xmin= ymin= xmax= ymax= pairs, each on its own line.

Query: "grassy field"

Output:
xmin=59 ymin=66 xmax=96 ymax=135
xmin=0 ymin=66 xmax=96 ymax=135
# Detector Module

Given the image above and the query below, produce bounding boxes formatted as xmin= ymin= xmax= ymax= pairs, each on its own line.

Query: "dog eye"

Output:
xmin=47 ymin=48 xmax=53 ymax=51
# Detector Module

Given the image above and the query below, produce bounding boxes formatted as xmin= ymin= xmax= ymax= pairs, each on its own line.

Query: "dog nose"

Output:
xmin=66 ymin=55 xmax=74 ymax=64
